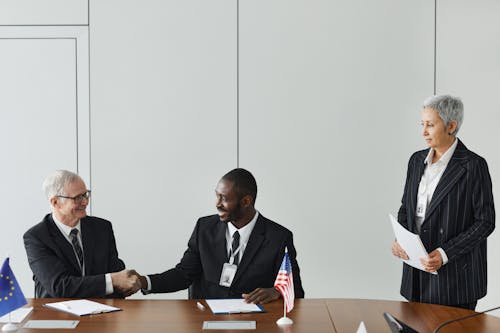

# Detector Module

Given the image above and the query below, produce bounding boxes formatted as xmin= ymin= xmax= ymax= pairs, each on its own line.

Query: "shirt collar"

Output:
xmin=52 ymin=213 xmax=81 ymax=237
xmin=424 ymin=138 xmax=458 ymax=166
xmin=227 ymin=211 xmax=259 ymax=243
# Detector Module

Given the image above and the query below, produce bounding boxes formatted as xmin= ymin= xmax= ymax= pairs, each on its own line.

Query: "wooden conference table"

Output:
xmin=6 ymin=298 xmax=500 ymax=333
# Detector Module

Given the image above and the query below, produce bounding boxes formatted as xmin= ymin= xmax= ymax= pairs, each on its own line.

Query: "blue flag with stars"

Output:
xmin=0 ymin=258 xmax=27 ymax=317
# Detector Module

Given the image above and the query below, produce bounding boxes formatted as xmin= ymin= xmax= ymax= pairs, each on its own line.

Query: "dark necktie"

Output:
xmin=231 ymin=231 xmax=240 ymax=266
xmin=69 ymin=228 xmax=84 ymax=273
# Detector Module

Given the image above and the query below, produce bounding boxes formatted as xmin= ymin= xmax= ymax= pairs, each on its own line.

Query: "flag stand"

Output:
xmin=276 ymin=299 xmax=293 ymax=326
xmin=2 ymin=313 xmax=19 ymax=332
xmin=2 ymin=323 xmax=19 ymax=332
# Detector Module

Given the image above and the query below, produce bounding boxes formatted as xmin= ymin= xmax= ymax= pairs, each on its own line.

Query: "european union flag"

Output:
xmin=0 ymin=258 xmax=27 ymax=317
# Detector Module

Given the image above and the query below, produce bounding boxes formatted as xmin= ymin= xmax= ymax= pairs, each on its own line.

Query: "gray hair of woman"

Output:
xmin=423 ymin=95 xmax=464 ymax=135
xmin=42 ymin=170 xmax=81 ymax=199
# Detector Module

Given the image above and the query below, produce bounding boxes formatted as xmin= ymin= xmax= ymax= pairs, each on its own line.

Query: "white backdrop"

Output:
xmin=0 ymin=0 xmax=499 ymax=314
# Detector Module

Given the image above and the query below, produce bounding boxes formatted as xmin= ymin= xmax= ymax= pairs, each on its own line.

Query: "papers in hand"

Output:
xmin=205 ymin=299 xmax=265 ymax=315
xmin=389 ymin=213 xmax=437 ymax=275
xmin=44 ymin=299 xmax=121 ymax=316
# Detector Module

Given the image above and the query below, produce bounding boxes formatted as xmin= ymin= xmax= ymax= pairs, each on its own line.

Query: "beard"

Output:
xmin=219 ymin=202 xmax=244 ymax=223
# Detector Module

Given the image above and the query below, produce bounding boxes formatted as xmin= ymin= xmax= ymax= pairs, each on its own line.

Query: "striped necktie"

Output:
xmin=69 ymin=228 xmax=84 ymax=273
xmin=231 ymin=231 xmax=240 ymax=266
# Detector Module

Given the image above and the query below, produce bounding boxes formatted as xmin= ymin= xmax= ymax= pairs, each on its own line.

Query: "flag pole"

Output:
xmin=2 ymin=315 xmax=20 ymax=332
xmin=1 ymin=301 xmax=21 ymax=332
xmin=1 ymin=257 xmax=25 ymax=332
xmin=276 ymin=297 xmax=293 ymax=326
xmin=275 ymin=248 xmax=293 ymax=326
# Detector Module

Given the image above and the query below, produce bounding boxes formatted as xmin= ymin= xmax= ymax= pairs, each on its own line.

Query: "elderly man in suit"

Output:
xmin=392 ymin=95 xmax=495 ymax=310
xmin=24 ymin=170 xmax=140 ymax=298
xmin=136 ymin=168 xmax=304 ymax=303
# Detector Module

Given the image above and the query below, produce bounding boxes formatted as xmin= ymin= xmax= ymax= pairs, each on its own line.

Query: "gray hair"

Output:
xmin=423 ymin=95 xmax=464 ymax=135
xmin=42 ymin=170 xmax=81 ymax=199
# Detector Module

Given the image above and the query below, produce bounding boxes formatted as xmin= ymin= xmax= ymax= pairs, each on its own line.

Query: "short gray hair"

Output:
xmin=42 ymin=170 xmax=81 ymax=199
xmin=423 ymin=95 xmax=464 ymax=135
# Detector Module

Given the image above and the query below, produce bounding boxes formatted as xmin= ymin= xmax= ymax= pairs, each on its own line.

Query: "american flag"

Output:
xmin=274 ymin=250 xmax=294 ymax=312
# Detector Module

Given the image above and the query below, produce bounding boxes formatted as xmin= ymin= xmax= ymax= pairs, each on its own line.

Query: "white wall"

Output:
xmin=0 ymin=26 xmax=90 ymax=296
xmin=238 ymin=0 xmax=433 ymax=301
xmin=0 ymin=0 xmax=87 ymax=25
xmin=89 ymin=1 xmax=237 ymax=299
xmin=0 ymin=0 xmax=499 ymax=312
xmin=436 ymin=0 xmax=500 ymax=314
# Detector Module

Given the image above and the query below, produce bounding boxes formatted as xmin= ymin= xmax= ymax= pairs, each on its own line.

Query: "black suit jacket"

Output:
xmin=148 ymin=214 xmax=304 ymax=299
xmin=23 ymin=214 xmax=126 ymax=298
xmin=398 ymin=139 xmax=495 ymax=305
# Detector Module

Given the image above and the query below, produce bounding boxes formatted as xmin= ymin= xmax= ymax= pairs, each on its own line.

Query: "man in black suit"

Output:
xmin=137 ymin=168 xmax=304 ymax=303
xmin=392 ymin=95 xmax=495 ymax=310
xmin=24 ymin=170 xmax=141 ymax=298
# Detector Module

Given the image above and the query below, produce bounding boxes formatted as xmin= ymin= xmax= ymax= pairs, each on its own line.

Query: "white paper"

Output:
xmin=389 ymin=214 xmax=437 ymax=275
xmin=205 ymin=299 xmax=263 ymax=314
xmin=23 ymin=320 xmax=79 ymax=329
xmin=356 ymin=321 xmax=367 ymax=333
xmin=0 ymin=307 xmax=33 ymax=323
xmin=44 ymin=299 xmax=121 ymax=316
xmin=203 ymin=321 xmax=256 ymax=330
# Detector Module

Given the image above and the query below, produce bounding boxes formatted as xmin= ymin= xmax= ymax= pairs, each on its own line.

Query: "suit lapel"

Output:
xmin=81 ymin=218 xmax=93 ymax=275
xmin=408 ymin=152 xmax=426 ymax=231
xmin=424 ymin=139 xmax=469 ymax=222
xmin=213 ymin=219 xmax=229 ymax=267
xmin=47 ymin=215 xmax=82 ymax=273
xmin=232 ymin=216 xmax=266 ymax=284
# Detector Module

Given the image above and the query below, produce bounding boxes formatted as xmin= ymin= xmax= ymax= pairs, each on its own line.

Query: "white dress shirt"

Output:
xmin=52 ymin=214 xmax=114 ymax=294
xmin=415 ymin=138 xmax=458 ymax=265
xmin=226 ymin=211 xmax=259 ymax=264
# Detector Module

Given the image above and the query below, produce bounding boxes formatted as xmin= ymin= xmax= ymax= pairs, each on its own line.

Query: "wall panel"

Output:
xmin=0 ymin=26 xmax=89 ymax=296
xmin=0 ymin=0 xmax=87 ymax=25
xmin=436 ymin=0 xmax=500 ymax=313
xmin=239 ymin=0 xmax=434 ymax=299
xmin=89 ymin=0 xmax=237 ymax=299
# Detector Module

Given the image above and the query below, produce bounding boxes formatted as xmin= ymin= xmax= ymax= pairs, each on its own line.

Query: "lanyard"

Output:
xmin=229 ymin=244 xmax=242 ymax=265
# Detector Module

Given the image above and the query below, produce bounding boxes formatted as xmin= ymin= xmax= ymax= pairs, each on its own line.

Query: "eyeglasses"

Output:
xmin=56 ymin=190 xmax=91 ymax=204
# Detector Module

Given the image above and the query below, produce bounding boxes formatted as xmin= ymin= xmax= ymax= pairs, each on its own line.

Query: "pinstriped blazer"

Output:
xmin=397 ymin=139 xmax=495 ymax=305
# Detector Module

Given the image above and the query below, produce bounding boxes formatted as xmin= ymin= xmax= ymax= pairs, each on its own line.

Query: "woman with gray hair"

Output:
xmin=391 ymin=95 xmax=495 ymax=310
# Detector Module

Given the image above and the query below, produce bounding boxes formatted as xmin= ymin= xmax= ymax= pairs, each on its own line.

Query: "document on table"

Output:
xmin=205 ymin=299 xmax=265 ymax=314
xmin=0 ymin=307 xmax=33 ymax=323
xmin=389 ymin=213 xmax=437 ymax=275
xmin=44 ymin=299 xmax=121 ymax=316
xmin=23 ymin=320 xmax=79 ymax=329
xmin=203 ymin=321 xmax=256 ymax=330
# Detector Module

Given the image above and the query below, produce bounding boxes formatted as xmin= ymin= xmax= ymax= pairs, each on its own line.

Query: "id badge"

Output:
xmin=219 ymin=263 xmax=237 ymax=287
xmin=416 ymin=198 xmax=426 ymax=218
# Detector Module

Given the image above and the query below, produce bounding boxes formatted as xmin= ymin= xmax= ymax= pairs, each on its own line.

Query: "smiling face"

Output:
xmin=51 ymin=178 xmax=89 ymax=226
xmin=421 ymin=107 xmax=456 ymax=152
xmin=215 ymin=179 xmax=244 ymax=223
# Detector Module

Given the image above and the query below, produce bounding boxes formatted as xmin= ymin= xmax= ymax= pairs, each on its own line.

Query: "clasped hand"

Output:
xmin=111 ymin=269 xmax=142 ymax=297
xmin=392 ymin=241 xmax=443 ymax=273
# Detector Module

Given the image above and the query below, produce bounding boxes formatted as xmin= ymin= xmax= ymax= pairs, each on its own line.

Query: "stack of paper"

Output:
xmin=389 ymin=213 xmax=437 ymax=275
xmin=44 ymin=299 xmax=121 ymax=316
xmin=205 ymin=299 xmax=264 ymax=315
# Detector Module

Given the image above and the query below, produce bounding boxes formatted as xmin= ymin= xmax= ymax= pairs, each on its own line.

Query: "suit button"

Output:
xmin=440 ymin=228 xmax=444 ymax=234
xmin=422 ymin=229 xmax=428 ymax=233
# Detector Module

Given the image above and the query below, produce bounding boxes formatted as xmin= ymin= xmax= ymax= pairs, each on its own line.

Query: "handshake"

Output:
xmin=110 ymin=269 xmax=146 ymax=297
